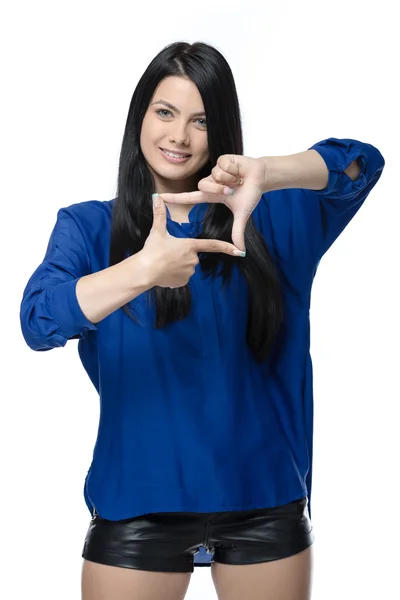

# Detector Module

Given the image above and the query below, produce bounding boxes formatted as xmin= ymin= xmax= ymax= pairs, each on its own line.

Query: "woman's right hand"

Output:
xmin=138 ymin=194 xmax=245 ymax=289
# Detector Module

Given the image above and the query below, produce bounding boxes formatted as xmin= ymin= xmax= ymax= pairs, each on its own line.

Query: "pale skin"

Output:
xmin=160 ymin=145 xmax=361 ymax=250
xmin=81 ymin=74 xmax=361 ymax=599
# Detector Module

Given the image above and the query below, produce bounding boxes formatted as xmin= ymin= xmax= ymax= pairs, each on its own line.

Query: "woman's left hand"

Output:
xmin=159 ymin=155 xmax=266 ymax=251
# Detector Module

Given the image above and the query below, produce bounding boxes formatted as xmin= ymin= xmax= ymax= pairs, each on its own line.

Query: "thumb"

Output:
xmin=231 ymin=213 xmax=248 ymax=252
xmin=151 ymin=193 xmax=167 ymax=233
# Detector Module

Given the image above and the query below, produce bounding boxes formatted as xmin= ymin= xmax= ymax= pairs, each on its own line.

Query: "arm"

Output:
xmin=262 ymin=148 xmax=361 ymax=192
xmin=257 ymin=138 xmax=385 ymax=269
xmin=76 ymin=255 xmax=151 ymax=324
xmin=20 ymin=209 xmax=152 ymax=351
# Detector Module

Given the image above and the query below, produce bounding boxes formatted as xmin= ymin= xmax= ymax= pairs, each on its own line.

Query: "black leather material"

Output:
xmin=82 ymin=496 xmax=314 ymax=573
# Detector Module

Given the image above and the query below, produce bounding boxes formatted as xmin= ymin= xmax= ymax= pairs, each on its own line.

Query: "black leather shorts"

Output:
xmin=82 ymin=496 xmax=314 ymax=573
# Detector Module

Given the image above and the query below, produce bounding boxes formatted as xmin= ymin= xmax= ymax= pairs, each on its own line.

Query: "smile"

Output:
xmin=159 ymin=148 xmax=192 ymax=163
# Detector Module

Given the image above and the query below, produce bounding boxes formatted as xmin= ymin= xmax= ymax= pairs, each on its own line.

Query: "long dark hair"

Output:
xmin=110 ymin=41 xmax=284 ymax=362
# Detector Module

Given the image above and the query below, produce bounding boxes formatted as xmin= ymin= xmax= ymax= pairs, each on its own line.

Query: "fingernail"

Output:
xmin=233 ymin=250 xmax=246 ymax=257
xmin=152 ymin=193 xmax=161 ymax=207
xmin=223 ymin=187 xmax=235 ymax=195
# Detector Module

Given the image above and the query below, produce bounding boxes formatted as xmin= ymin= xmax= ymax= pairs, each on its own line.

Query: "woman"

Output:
xmin=20 ymin=41 xmax=385 ymax=600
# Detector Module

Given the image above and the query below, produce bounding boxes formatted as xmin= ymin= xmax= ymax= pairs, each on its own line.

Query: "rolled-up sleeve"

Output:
xmin=20 ymin=209 xmax=98 ymax=351
xmin=259 ymin=138 xmax=385 ymax=273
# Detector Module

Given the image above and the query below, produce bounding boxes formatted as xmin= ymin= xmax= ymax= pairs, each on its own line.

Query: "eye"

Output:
xmin=155 ymin=109 xmax=207 ymax=128
xmin=156 ymin=109 xmax=173 ymax=118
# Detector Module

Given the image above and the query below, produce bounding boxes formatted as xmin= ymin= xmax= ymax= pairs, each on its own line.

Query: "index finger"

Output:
xmin=190 ymin=238 xmax=246 ymax=257
xmin=159 ymin=190 xmax=212 ymax=205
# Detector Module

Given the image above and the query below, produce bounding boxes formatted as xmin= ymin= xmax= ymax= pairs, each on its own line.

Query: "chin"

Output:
xmin=152 ymin=162 xmax=197 ymax=180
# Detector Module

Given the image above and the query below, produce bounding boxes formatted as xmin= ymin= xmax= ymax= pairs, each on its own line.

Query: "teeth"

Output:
xmin=163 ymin=150 xmax=189 ymax=158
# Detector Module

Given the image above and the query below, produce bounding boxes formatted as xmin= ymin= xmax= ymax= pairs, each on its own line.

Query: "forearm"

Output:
xmin=76 ymin=252 xmax=153 ymax=324
xmin=260 ymin=149 xmax=361 ymax=192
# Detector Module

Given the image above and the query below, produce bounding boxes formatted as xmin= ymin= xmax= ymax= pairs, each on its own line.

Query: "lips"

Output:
xmin=159 ymin=148 xmax=192 ymax=164
xmin=160 ymin=148 xmax=191 ymax=157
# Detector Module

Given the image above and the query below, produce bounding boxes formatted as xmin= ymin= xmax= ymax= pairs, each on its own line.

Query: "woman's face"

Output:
xmin=140 ymin=76 xmax=210 ymax=193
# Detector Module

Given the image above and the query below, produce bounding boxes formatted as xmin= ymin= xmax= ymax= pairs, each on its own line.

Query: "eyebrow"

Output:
xmin=151 ymin=99 xmax=206 ymax=118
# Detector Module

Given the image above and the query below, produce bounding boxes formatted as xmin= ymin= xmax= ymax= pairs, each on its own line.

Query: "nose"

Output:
xmin=169 ymin=121 xmax=190 ymax=146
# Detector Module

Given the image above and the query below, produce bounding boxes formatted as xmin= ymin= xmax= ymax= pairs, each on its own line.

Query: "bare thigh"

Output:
xmin=211 ymin=546 xmax=314 ymax=600
xmin=81 ymin=559 xmax=192 ymax=600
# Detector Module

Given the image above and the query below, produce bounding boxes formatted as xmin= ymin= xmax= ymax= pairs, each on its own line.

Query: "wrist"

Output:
xmin=130 ymin=250 xmax=157 ymax=290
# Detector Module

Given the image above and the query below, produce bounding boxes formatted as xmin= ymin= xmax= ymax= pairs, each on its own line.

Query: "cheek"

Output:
xmin=199 ymin=141 xmax=210 ymax=164
xmin=193 ymin=136 xmax=209 ymax=159
xmin=202 ymin=134 xmax=210 ymax=154
xmin=140 ymin=127 xmax=158 ymax=166
xmin=140 ymin=119 xmax=151 ymax=148
xmin=139 ymin=125 xmax=146 ymax=154
xmin=140 ymin=115 xmax=159 ymax=147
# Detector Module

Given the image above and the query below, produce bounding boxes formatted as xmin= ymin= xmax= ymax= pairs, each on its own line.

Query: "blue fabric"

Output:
xmin=20 ymin=138 xmax=384 ymax=566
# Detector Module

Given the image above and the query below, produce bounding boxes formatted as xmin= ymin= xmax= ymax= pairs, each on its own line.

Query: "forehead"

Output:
xmin=152 ymin=76 xmax=204 ymax=109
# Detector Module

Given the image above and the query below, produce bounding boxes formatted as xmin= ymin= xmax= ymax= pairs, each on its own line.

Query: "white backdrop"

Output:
xmin=1 ymin=1 xmax=398 ymax=598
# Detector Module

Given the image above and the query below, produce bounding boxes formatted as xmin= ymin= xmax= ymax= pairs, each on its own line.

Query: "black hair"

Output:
xmin=110 ymin=41 xmax=284 ymax=362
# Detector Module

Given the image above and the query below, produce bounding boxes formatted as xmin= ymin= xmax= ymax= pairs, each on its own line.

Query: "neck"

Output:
xmin=165 ymin=203 xmax=195 ymax=224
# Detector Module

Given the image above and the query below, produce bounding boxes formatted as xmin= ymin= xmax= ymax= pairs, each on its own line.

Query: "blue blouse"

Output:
xmin=20 ymin=138 xmax=385 ymax=566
